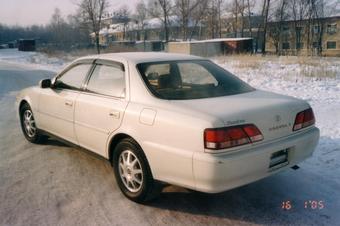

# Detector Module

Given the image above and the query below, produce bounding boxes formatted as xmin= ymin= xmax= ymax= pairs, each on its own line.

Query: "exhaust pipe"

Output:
xmin=291 ymin=165 xmax=300 ymax=170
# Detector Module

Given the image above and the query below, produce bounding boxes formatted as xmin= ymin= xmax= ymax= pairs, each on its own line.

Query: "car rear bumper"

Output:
xmin=192 ymin=127 xmax=320 ymax=193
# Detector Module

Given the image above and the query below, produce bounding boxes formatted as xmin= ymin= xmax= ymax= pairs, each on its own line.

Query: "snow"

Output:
xmin=0 ymin=49 xmax=67 ymax=72
xmin=175 ymin=37 xmax=253 ymax=44
xmin=97 ymin=15 xmax=197 ymax=36
xmin=215 ymin=56 xmax=340 ymax=184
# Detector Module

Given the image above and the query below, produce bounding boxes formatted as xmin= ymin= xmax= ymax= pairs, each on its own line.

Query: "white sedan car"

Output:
xmin=16 ymin=52 xmax=320 ymax=203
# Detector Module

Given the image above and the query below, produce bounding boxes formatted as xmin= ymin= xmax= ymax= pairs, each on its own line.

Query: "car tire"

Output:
xmin=112 ymin=138 xmax=161 ymax=203
xmin=20 ymin=102 xmax=47 ymax=144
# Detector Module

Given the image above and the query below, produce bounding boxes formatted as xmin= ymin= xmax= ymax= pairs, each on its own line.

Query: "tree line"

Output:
xmin=0 ymin=0 xmax=338 ymax=54
xmin=0 ymin=8 xmax=91 ymax=51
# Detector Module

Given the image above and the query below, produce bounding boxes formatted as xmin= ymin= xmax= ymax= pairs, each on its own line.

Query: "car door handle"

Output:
xmin=65 ymin=100 xmax=73 ymax=107
xmin=109 ymin=111 xmax=120 ymax=119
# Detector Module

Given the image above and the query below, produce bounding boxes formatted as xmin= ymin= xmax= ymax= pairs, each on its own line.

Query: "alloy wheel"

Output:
xmin=23 ymin=109 xmax=36 ymax=138
xmin=118 ymin=150 xmax=143 ymax=193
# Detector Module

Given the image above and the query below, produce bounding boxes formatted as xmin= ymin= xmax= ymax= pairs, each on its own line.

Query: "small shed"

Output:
xmin=223 ymin=38 xmax=253 ymax=53
xmin=109 ymin=41 xmax=136 ymax=48
xmin=18 ymin=39 xmax=36 ymax=51
xmin=135 ymin=40 xmax=164 ymax=52
xmin=167 ymin=38 xmax=253 ymax=57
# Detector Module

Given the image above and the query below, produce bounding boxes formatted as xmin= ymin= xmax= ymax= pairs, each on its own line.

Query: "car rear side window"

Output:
xmin=56 ymin=64 xmax=92 ymax=90
xmin=178 ymin=62 xmax=218 ymax=85
xmin=86 ymin=64 xmax=125 ymax=97
xmin=137 ymin=60 xmax=255 ymax=100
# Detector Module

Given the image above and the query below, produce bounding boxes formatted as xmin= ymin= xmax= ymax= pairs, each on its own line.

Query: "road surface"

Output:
xmin=0 ymin=61 xmax=339 ymax=226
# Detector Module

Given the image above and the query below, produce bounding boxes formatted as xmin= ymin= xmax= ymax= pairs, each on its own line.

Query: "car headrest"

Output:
xmin=158 ymin=74 xmax=181 ymax=89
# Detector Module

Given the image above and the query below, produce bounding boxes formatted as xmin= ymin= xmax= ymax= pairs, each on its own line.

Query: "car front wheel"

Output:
xmin=20 ymin=103 xmax=46 ymax=143
xmin=112 ymin=138 xmax=161 ymax=203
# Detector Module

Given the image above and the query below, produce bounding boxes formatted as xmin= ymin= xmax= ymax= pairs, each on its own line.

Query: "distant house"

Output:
xmin=266 ymin=16 xmax=340 ymax=56
xmin=93 ymin=16 xmax=200 ymax=46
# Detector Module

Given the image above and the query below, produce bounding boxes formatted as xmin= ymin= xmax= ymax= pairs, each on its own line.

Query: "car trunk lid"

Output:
xmin=173 ymin=90 xmax=310 ymax=144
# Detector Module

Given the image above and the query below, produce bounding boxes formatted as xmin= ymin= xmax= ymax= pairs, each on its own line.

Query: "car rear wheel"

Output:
xmin=20 ymin=103 xmax=47 ymax=143
xmin=112 ymin=138 xmax=161 ymax=203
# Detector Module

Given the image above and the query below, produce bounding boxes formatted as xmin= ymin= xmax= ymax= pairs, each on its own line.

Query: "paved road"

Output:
xmin=0 ymin=61 xmax=339 ymax=226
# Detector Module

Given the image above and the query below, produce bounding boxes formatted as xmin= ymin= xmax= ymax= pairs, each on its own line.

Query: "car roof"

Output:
xmin=77 ymin=52 xmax=204 ymax=64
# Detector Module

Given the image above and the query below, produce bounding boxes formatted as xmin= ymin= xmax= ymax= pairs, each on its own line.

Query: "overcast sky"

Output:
xmin=1 ymin=0 xmax=338 ymax=26
xmin=0 ymin=0 xmax=139 ymax=26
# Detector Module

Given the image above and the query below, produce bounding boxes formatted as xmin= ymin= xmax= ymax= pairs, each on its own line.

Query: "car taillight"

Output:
xmin=204 ymin=124 xmax=263 ymax=150
xmin=293 ymin=108 xmax=315 ymax=131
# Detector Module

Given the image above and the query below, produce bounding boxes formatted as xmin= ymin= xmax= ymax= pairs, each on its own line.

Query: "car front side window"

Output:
xmin=55 ymin=64 xmax=92 ymax=90
xmin=86 ymin=64 xmax=125 ymax=97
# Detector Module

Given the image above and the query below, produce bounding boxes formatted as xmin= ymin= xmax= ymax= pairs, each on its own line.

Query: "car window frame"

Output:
xmin=83 ymin=59 xmax=126 ymax=99
xmin=54 ymin=59 xmax=95 ymax=92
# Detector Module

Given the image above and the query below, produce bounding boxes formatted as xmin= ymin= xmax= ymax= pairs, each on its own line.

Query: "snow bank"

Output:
xmin=0 ymin=49 xmax=68 ymax=72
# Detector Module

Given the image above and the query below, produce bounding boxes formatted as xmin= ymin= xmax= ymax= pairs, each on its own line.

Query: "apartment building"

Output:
xmin=266 ymin=16 xmax=340 ymax=56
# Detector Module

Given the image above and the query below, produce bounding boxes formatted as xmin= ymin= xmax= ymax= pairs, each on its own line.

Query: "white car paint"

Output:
xmin=16 ymin=52 xmax=320 ymax=193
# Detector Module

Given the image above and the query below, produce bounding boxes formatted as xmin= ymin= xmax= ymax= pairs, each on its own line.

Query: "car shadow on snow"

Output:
xmin=148 ymin=161 xmax=338 ymax=225
xmin=40 ymin=138 xmax=70 ymax=148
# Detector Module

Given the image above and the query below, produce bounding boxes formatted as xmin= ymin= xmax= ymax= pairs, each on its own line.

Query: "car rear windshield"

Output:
xmin=136 ymin=60 xmax=255 ymax=100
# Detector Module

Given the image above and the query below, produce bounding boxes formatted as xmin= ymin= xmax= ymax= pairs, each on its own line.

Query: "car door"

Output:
xmin=37 ymin=61 xmax=94 ymax=144
xmin=74 ymin=60 xmax=129 ymax=157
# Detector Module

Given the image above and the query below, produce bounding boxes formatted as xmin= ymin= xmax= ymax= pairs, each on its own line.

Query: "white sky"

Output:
xmin=1 ymin=0 xmax=338 ymax=26
xmin=0 ymin=0 xmax=140 ymax=26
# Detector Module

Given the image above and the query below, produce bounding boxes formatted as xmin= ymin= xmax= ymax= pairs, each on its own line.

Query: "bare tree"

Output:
xmin=175 ymin=0 xmax=207 ymax=40
xmin=261 ymin=0 xmax=271 ymax=54
xmin=67 ymin=13 xmax=92 ymax=46
xmin=239 ymin=0 xmax=246 ymax=37
xmin=289 ymin=0 xmax=308 ymax=54
xmin=113 ymin=5 xmax=131 ymax=41
xmin=49 ymin=8 xmax=66 ymax=47
xmin=189 ymin=0 xmax=209 ymax=40
xmin=206 ymin=0 xmax=224 ymax=39
xmin=175 ymin=0 xmax=190 ymax=40
xmin=48 ymin=8 xmax=90 ymax=49
xmin=303 ymin=0 xmax=328 ymax=55
xmin=311 ymin=0 xmax=325 ymax=55
xmin=77 ymin=0 xmax=109 ymax=54
xmin=227 ymin=0 xmax=255 ymax=38
xmin=246 ymin=0 xmax=254 ymax=38
xmin=228 ymin=0 xmax=240 ymax=38
xmin=147 ymin=0 xmax=173 ymax=42
xmin=273 ymin=0 xmax=289 ymax=55
xmin=135 ymin=0 xmax=148 ymax=41
xmin=217 ymin=0 xmax=224 ymax=38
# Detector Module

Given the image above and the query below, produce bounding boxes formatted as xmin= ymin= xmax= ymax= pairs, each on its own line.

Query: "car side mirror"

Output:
xmin=39 ymin=79 xmax=52 ymax=89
